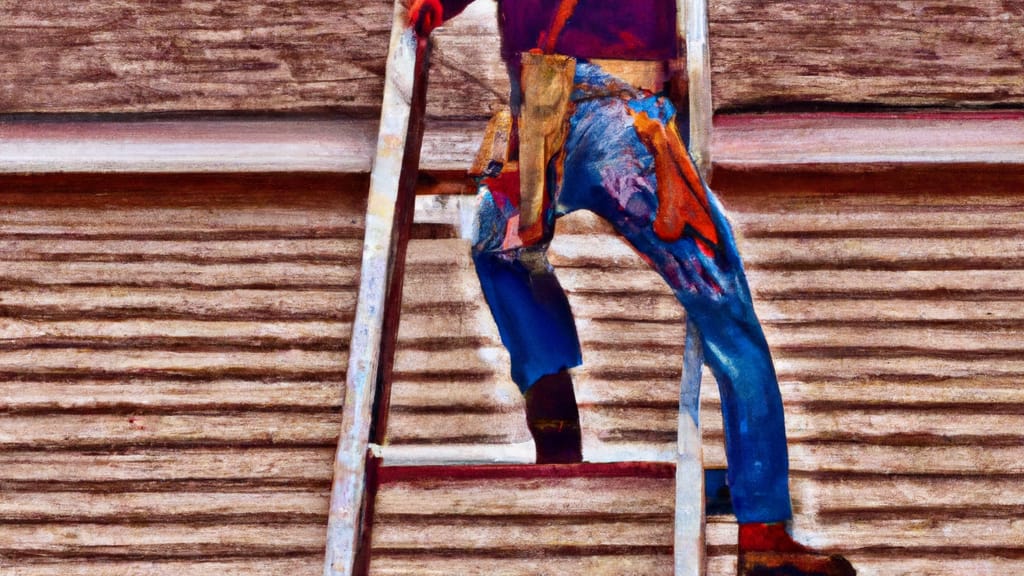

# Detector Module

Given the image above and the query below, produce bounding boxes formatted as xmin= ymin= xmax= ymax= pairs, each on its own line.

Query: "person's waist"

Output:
xmin=586 ymin=59 xmax=669 ymax=93
xmin=511 ymin=57 xmax=670 ymax=94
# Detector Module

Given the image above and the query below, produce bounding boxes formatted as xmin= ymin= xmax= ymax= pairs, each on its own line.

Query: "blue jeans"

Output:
xmin=471 ymin=62 xmax=792 ymax=524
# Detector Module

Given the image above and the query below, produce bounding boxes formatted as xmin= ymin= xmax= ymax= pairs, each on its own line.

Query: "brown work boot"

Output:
xmin=738 ymin=523 xmax=856 ymax=576
xmin=523 ymin=370 xmax=583 ymax=464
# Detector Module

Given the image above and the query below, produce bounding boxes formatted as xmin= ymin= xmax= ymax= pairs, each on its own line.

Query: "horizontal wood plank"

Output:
xmin=0 ymin=448 xmax=335 ymax=485
xmin=0 ymin=349 xmax=343 ymax=375
xmin=0 ymin=491 xmax=328 ymax=523
xmin=0 ymin=413 xmax=341 ymax=449
xmin=2 ymin=559 xmax=322 ymax=576
xmin=790 ymin=476 xmax=1024 ymax=514
xmin=713 ymin=112 xmax=1024 ymax=167
xmin=0 ymin=288 xmax=355 ymax=321
xmin=0 ymin=261 xmax=356 ymax=289
xmin=369 ymin=555 xmax=674 ymax=576
xmin=0 ymin=523 xmax=325 ymax=557
xmin=373 ymin=520 xmax=672 ymax=551
xmin=0 ymin=120 xmax=483 ymax=173
xmin=375 ymin=475 xmax=674 ymax=517
xmin=4 ymin=113 xmax=1024 ymax=174
xmin=0 ymin=380 xmax=343 ymax=412
xmin=0 ymin=238 xmax=361 ymax=260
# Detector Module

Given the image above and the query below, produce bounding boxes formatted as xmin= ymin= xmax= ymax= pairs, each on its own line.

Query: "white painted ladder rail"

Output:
xmin=323 ymin=1 xmax=426 ymax=574
xmin=676 ymin=0 xmax=714 ymax=575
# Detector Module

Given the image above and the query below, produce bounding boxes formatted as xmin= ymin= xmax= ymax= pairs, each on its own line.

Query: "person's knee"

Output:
xmin=697 ymin=314 xmax=776 ymax=388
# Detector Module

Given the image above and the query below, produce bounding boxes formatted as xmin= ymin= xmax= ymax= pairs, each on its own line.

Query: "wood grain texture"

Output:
xmin=378 ymin=166 xmax=1024 ymax=575
xmin=371 ymin=473 xmax=680 ymax=575
xmin=3 ymin=559 xmax=323 ymax=576
xmin=0 ymin=119 xmax=485 ymax=173
xmin=0 ymin=181 xmax=352 ymax=573
xmin=0 ymin=0 xmax=507 ymax=118
xmin=2 ymin=0 xmax=1021 ymax=114
xmin=5 ymin=165 xmax=1024 ymax=575
xmin=1 ymin=523 xmax=325 ymax=557
xmin=0 ymin=0 xmax=395 ymax=115
xmin=709 ymin=0 xmax=1024 ymax=111
xmin=713 ymin=112 xmax=1024 ymax=168
xmin=4 ymin=113 xmax=1022 ymax=175
xmin=0 ymin=448 xmax=335 ymax=486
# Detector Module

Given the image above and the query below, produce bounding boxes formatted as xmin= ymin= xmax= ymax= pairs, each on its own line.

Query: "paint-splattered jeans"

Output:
xmin=471 ymin=62 xmax=792 ymax=524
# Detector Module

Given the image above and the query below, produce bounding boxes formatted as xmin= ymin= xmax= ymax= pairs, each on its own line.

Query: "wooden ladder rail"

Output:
xmin=676 ymin=0 xmax=714 ymax=575
xmin=322 ymin=1 xmax=430 ymax=574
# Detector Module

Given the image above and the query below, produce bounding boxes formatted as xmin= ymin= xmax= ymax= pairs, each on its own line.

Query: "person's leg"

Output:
xmin=471 ymin=178 xmax=583 ymax=463
xmin=558 ymin=88 xmax=791 ymax=522
xmin=558 ymin=66 xmax=854 ymax=574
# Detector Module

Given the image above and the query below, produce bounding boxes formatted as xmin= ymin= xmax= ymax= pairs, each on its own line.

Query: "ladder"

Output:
xmin=323 ymin=1 xmax=715 ymax=574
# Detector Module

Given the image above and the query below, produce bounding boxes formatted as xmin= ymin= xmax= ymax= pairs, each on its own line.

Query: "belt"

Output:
xmin=589 ymin=59 xmax=670 ymax=93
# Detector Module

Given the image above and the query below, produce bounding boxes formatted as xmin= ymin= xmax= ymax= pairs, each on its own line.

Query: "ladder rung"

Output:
xmin=378 ymin=461 xmax=677 ymax=484
xmin=373 ymin=442 xmax=678 ymax=467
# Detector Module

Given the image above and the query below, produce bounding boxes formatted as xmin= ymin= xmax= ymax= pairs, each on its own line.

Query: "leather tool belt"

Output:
xmin=470 ymin=0 xmax=673 ymax=246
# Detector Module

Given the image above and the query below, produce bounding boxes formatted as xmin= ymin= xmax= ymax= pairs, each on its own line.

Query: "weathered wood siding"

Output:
xmin=0 ymin=0 xmax=395 ymax=116
xmin=2 ymin=1 xmax=1021 ymax=115
xmin=371 ymin=465 xmax=687 ymax=575
xmin=0 ymin=176 xmax=353 ymax=575
xmin=708 ymin=0 xmax=1024 ymax=111
xmin=380 ymin=166 xmax=1024 ymax=575
xmin=3 ymin=166 xmax=1024 ymax=575
xmin=0 ymin=0 xmax=506 ymax=119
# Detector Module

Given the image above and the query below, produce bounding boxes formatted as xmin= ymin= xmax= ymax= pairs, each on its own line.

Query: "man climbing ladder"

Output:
xmin=407 ymin=0 xmax=857 ymax=574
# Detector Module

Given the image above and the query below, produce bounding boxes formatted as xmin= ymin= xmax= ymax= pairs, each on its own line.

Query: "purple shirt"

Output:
xmin=441 ymin=0 xmax=679 ymax=63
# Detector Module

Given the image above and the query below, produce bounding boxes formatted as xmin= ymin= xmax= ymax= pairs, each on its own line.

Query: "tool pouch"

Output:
xmin=517 ymin=51 xmax=576 ymax=246
xmin=469 ymin=108 xmax=514 ymax=179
